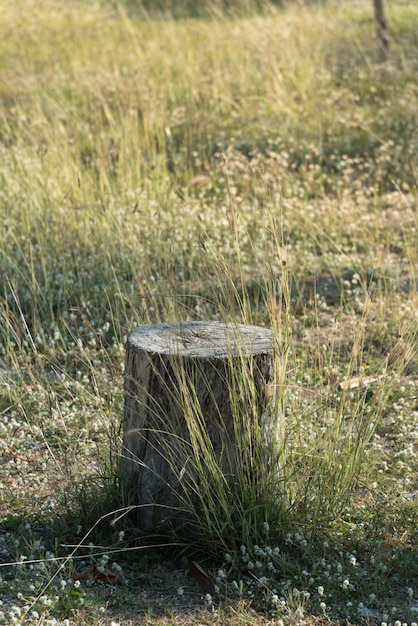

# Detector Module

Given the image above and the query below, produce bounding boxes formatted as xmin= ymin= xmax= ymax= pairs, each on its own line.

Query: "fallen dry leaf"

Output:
xmin=338 ymin=374 xmax=386 ymax=390
xmin=188 ymin=560 xmax=215 ymax=593
xmin=73 ymin=565 xmax=118 ymax=585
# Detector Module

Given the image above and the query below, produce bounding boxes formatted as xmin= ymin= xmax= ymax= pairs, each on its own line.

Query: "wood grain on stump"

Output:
xmin=121 ymin=322 xmax=280 ymax=533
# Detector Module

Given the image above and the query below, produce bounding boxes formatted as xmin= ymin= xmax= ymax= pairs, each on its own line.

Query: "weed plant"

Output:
xmin=0 ymin=0 xmax=417 ymax=624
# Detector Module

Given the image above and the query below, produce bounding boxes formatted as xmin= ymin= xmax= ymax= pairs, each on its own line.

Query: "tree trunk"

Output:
xmin=121 ymin=322 xmax=279 ymax=533
xmin=373 ymin=0 xmax=390 ymax=57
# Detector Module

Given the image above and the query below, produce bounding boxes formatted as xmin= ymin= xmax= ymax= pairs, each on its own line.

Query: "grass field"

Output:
xmin=0 ymin=0 xmax=417 ymax=624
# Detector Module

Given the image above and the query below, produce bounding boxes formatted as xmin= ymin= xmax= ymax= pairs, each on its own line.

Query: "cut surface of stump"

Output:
xmin=121 ymin=321 xmax=280 ymax=533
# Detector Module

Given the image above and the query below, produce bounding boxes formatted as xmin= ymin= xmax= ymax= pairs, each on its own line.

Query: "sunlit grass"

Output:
xmin=0 ymin=0 xmax=417 ymax=624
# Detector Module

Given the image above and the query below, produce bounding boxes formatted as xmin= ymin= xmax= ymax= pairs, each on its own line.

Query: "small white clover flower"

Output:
xmin=318 ymin=586 xmax=324 ymax=596
xmin=73 ymin=580 xmax=81 ymax=589
xmin=349 ymin=555 xmax=357 ymax=566
xmin=320 ymin=602 xmax=327 ymax=611
xmin=342 ymin=579 xmax=350 ymax=590
xmin=205 ymin=593 xmax=212 ymax=604
xmin=10 ymin=606 xmax=21 ymax=617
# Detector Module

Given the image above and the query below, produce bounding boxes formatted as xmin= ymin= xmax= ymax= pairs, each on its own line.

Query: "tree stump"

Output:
xmin=121 ymin=321 xmax=280 ymax=533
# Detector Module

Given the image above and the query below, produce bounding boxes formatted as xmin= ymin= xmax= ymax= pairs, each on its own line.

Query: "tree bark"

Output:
xmin=373 ymin=0 xmax=390 ymax=57
xmin=121 ymin=322 xmax=280 ymax=533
